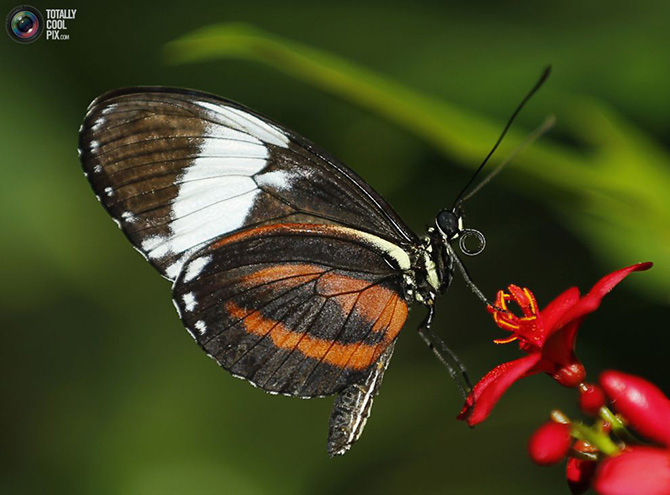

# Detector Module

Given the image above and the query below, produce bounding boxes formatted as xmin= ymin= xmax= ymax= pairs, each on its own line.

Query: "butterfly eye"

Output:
xmin=436 ymin=210 xmax=460 ymax=239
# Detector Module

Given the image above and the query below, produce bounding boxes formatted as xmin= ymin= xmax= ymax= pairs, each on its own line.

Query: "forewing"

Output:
xmin=172 ymin=223 xmax=410 ymax=398
xmin=79 ymin=87 xmax=417 ymax=280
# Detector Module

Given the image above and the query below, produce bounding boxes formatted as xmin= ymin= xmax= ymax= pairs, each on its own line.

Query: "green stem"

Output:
xmin=599 ymin=407 xmax=638 ymax=445
xmin=571 ymin=423 xmax=620 ymax=457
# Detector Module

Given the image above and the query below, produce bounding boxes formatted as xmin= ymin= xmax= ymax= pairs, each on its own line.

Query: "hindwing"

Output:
xmin=172 ymin=223 xmax=410 ymax=398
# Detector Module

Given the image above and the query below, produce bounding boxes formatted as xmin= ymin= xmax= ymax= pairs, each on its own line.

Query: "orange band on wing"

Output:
xmin=225 ymin=292 xmax=407 ymax=371
xmin=240 ymin=264 xmax=323 ymax=290
xmin=316 ymin=271 xmax=405 ymax=338
xmin=317 ymin=271 xmax=372 ymax=295
xmin=346 ymin=293 xmax=406 ymax=368
xmin=241 ymin=264 xmax=403 ymax=337
xmin=210 ymin=223 xmax=346 ymax=250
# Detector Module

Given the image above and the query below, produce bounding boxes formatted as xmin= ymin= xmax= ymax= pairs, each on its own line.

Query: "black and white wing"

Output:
xmin=78 ymin=87 xmax=417 ymax=280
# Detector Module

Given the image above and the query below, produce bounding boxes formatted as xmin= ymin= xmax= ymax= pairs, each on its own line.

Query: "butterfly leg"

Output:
xmin=327 ymin=342 xmax=396 ymax=457
xmin=417 ymin=305 xmax=472 ymax=398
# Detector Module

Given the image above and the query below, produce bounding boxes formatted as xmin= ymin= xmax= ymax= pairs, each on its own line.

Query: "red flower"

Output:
xmin=591 ymin=373 xmax=670 ymax=494
xmin=600 ymin=370 xmax=670 ymax=447
xmin=458 ymin=262 xmax=652 ymax=426
xmin=594 ymin=447 xmax=670 ymax=495
xmin=528 ymin=421 xmax=572 ymax=466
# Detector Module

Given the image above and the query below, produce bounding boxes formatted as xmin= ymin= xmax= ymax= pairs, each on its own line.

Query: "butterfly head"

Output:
xmin=435 ymin=207 xmax=485 ymax=257
xmin=436 ymin=208 xmax=463 ymax=240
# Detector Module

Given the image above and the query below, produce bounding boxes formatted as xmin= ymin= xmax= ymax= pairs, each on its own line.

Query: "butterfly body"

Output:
xmin=79 ymin=87 xmax=460 ymax=455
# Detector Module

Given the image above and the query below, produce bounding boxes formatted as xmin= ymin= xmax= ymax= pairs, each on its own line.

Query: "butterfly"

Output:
xmin=78 ymin=69 xmax=548 ymax=456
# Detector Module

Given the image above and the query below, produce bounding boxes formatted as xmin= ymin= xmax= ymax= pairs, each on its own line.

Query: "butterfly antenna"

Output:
xmin=452 ymin=65 xmax=552 ymax=209
xmin=445 ymin=243 xmax=492 ymax=306
xmin=447 ymin=242 xmax=510 ymax=316
xmin=459 ymin=114 xmax=556 ymax=204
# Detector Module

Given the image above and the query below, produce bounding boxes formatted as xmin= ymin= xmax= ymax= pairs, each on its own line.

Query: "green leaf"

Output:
xmin=165 ymin=23 xmax=670 ymax=301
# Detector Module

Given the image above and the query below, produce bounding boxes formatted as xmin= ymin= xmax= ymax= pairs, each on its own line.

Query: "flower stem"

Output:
xmin=599 ymin=407 xmax=638 ymax=444
xmin=571 ymin=423 xmax=620 ymax=456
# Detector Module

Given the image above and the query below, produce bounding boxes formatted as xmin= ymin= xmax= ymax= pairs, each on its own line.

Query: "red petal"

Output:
xmin=528 ymin=421 xmax=571 ymax=466
xmin=542 ymin=318 xmax=582 ymax=370
xmin=566 ymin=457 xmax=597 ymax=495
xmin=507 ymin=284 xmax=538 ymax=317
xmin=554 ymin=262 xmax=652 ymax=329
xmin=458 ymin=354 xmax=541 ymax=426
xmin=594 ymin=447 xmax=670 ymax=495
xmin=541 ymin=286 xmax=580 ymax=332
xmin=600 ymin=370 xmax=670 ymax=447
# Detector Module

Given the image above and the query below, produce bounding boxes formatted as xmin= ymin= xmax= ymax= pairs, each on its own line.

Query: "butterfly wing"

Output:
xmin=172 ymin=223 xmax=410 ymax=398
xmin=79 ymin=87 xmax=417 ymax=280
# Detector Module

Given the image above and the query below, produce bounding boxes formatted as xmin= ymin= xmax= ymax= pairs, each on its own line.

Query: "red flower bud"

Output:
xmin=553 ymin=362 xmax=586 ymax=388
xmin=529 ymin=421 xmax=571 ymax=466
xmin=600 ymin=370 xmax=670 ymax=446
xmin=594 ymin=447 xmax=670 ymax=495
xmin=579 ymin=383 xmax=606 ymax=416
xmin=567 ymin=457 xmax=597 ymax=495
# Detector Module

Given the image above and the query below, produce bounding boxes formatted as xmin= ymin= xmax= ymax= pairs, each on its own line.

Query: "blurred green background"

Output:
xmin=2 ymin=1 xmax=669 ymax=494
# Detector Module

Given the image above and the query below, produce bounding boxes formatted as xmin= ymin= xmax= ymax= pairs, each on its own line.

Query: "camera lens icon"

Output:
xmin=6 ymin=5 xmax=43 ymax=43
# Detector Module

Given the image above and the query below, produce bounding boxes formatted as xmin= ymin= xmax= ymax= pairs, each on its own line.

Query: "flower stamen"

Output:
xmin=524 ymin=287 xmax=538 ymax=314
xmin=488 ymin=285 xmax=543 ymax=345
xmin=494 ymin=335 xmax=519 ymax=345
